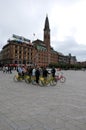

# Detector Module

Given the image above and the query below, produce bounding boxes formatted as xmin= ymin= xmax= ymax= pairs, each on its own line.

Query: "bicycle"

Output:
xmin=39 ymin=74 xmax=57 ymax=87
xmin=55 ymin=72 xmax=66 ymax=83
xmin=13 ymin=73 xmax=29 ymax=82
xmin=25 ymin=75 xmax=37 ymax=85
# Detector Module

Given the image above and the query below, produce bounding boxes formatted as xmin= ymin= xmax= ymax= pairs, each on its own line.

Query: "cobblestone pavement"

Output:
xmin=0 ymin=70 xmax=86 ymax=130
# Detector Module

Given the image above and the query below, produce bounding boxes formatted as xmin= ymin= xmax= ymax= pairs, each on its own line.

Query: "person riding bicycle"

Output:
xmin=17 ymin=65 xmax=23 ymax=77
xmin=22 ymin=65 xmax=27 ymax=76
xmin=42 ymin=67 xmax=50 ymax=83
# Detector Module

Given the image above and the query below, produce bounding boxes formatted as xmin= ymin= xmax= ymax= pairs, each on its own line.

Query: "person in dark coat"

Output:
xmin=42 ymin=67 xmax=49 ymax=78
xmin=35 ymin=66 xmax=40 ymax=84
xmin=51 ymin=67 xmax=56 ymax=77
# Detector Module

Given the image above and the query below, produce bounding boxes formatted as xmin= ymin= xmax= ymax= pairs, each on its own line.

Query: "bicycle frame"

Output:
xmin=39 ymin=75 xmax=57 ymax=86
xmin=55 ymin=72 xmax=66 ymax=83
xmin=25 ymin=75 xmax=36 ymax=85
xmin=13 ymin=74 xmax=29 ymax=82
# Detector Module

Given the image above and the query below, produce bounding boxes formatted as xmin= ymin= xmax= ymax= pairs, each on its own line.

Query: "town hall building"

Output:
xmin=0 ymin=15 xmax=76 ymax=67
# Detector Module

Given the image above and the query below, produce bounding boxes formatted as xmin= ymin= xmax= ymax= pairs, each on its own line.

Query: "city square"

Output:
xmin=0 ymin=70 xmax=86 ymax=130
xmin=0 ymin=1 xmax=86 ymax=130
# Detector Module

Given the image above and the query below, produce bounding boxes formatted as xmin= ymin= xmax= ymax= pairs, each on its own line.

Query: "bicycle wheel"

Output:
xmin=13 ymin=75 xmax=18 ymax=81
xmin=25 ymin=76 xmax=30 ymax=83
xmin=60 ymin=77 xmax=66 ymax=83
xmin=46 ymin=81 xmax=51 ymax=87
xmin=39 ymin=77 xmax=45 ymax=86
xmin=13 ymin=74 xmax=22 ymax=82
xmin=31 ymin=76 xmax=36 ymax=85
xmin=50 ymin=78 xmax=57 ymax=86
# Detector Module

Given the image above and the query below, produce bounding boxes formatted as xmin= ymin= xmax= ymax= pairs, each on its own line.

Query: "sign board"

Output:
xmin=12 ymin=34 xmax=30 ymax=43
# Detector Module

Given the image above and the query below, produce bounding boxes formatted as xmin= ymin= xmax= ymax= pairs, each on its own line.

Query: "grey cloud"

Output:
xmin=52 ymin=36 xmax=86 ymax=61
xmin=57 ymin=0 xmax=81 ymax=6
xmin=0 ymin=0 xmax=45 ymax=42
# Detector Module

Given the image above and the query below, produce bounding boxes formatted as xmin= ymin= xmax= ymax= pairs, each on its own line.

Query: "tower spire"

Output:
xmin=43 ymin=15 xmax=51 ymax=64
xmin=44 ymin=15 xmax=50 ymax=31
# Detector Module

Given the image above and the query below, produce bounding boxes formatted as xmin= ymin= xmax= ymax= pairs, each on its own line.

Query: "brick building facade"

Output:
xmin=0 ymin=15 xmax=58 ymax=67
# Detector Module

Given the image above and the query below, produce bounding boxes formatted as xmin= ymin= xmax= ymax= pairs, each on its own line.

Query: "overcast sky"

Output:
xmin=0 ymin=0 xmax=86 ymax=61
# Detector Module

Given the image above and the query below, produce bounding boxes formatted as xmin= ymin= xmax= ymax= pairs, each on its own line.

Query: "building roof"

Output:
xmin=33 ymin=39 xmax=46 ymax=47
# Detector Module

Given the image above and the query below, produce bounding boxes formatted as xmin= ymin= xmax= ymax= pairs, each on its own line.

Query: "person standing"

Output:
xmin=35 ymin=66 xmax=40 ymax=85
xmin=2 ymin=66 xmax=6 ymax=73
xmin=51 ymin=67 xmax=56 ymax=77
xmin=42 ymin=67 xmax=49 ymax=78
xmin=32 ymin=66 xmax=36 ymax=84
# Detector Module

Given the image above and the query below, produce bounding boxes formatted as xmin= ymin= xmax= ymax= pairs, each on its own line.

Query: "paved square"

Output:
xmin=0 ymin=70 xmax=86 ymax=130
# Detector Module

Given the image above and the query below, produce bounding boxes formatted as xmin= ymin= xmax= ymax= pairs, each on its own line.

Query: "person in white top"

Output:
xmin=32 ymin=66 xmax=36 ymax=84
xmin=32 ymin=66 xmax=36 ymax=76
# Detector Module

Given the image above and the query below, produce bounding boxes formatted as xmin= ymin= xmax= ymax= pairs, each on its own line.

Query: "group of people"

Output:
xmin=2 ymin=65 xmax=12 ymax=73
xmin=17 ymin=65 xmax=56 ymax=85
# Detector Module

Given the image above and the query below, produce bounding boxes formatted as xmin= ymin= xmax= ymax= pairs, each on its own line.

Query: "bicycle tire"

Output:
xmin=39 ymin=78 xmax=45 ymax=86
xmin=13 ymin=75 xmax=18 ymax=82
xmin=31 ymin=76 xmax=36 ymax=85
xmin=60 ymin=77 xmax=66 ymax=83
xmin=13 ymin=75 xmax=22 ymax=82
xmin=25 ymin=76 xmax=30 ymax=83
xmin=50 ymin=79 xmax=57 ymax=86
xmin=46 ymin=82 xmax=51 ymax=87
xmin=39 ymin=77 xmax=48 ymax=86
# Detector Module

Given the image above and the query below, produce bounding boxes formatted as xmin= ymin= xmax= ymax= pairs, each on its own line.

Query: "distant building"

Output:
xmin=0 ymin=15 xmax=76 ymax=67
